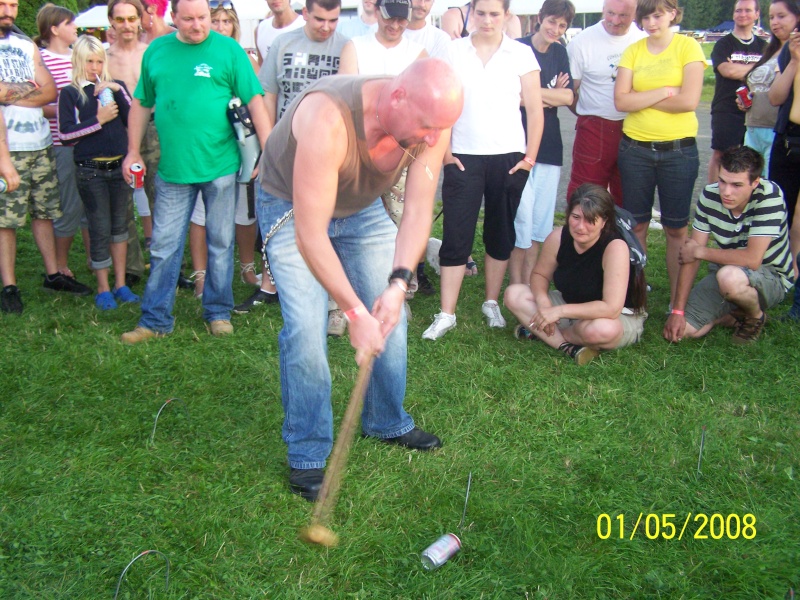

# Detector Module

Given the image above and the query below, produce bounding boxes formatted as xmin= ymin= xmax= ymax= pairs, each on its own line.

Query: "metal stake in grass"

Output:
xmin=458 ymin=472 xmax=473 ymax=530
xmin=149 ymin=397 xmax=189 ymax=446
xmin=697 ymin=426 xmax=706 ymax=475
xmin=113 ymin=550 xmax=170 ymax=600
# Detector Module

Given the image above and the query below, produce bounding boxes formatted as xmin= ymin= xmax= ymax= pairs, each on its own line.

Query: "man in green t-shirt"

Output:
xmin=121 ymin=0 xmax=270 ymax=343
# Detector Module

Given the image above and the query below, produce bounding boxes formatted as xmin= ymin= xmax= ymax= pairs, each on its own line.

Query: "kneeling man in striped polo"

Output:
xmin=663 ymin=146 xmax=793 ymax=344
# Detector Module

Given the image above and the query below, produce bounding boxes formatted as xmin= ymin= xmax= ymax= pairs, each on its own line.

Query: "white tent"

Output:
xmin=74 ymin=5 xmax=111 ymax=29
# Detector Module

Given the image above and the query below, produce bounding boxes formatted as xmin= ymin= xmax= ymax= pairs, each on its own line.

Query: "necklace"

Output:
xmin=732 ymin=32 xmax=756 ymax=45
xmin=375 ymin=86 xmax=433 ymax=181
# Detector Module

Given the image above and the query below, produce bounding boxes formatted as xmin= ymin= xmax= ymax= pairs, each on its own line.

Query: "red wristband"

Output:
xmin=671 ymin=309 xmax=685 ymax=316
xmin=344 ymin=305 xmax=367 ymax=322
xmin=523 ymin=156 xmax=535 ymax=167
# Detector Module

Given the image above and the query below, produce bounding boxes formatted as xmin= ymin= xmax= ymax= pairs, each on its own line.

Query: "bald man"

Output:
xmin=256 ymin=59 xmax=463 ymax=501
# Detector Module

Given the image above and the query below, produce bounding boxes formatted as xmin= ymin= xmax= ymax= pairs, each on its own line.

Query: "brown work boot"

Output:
xmin=209 ymin=319 xmax=233 ymax=336
xmin=732 ymin=312 xmax=766 ymax=344
xmin=121 ymin=326 xmax=165 ymax=344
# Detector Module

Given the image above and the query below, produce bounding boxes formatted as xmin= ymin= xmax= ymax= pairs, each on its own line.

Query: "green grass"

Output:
xmin=701 ymin=42 xmax=716 ymax=103
xmin=1 ymin=211 xmax=798 ymax=599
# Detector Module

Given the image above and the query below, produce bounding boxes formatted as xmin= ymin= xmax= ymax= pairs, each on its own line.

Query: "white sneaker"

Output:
xmin=481 ymin=300 xmax=506 ymax=328
xmin=327 ymin=309 xmax=347 ymax=337
xmin=422 ymin=312 xmax=456 ymax=340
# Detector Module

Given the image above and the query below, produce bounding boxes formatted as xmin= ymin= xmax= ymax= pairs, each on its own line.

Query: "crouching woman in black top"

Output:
xmin=503 ymin=183 xmax=648 ymax=365
xmin=58 ymin=35 xmax=138 ymax=311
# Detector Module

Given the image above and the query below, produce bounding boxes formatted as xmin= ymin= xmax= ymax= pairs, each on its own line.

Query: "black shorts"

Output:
xmin=711 ymin=111 xmax=746 ymax=151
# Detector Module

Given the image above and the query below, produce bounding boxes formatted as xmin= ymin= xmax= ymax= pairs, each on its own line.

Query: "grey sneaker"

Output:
xmin=481 ymin=300 xmax=506 ymax=328
xmin=422 ymin=312 xmax=456 ymax=340
xmin=327 ymin=308 xmax=347 ymax=337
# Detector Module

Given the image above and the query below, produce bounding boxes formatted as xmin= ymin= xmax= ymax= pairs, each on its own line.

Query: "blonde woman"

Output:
xmin=58 ymin=36 xmax=139 ymax=310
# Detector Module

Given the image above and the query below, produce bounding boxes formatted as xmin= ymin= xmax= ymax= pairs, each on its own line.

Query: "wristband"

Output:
xmin=670 ymin=309 xmax=685 ymax=316
xmin=390 ymin=280 xmax=408 ymax=294
xmin=344 ymin=304 xmax=367 ymax=322
xmin=388 ymin=268 xmax=413 ymax=287
xmin=523 ymin=156 xmax=535 ymax=167
xmin=666 ymin=89 xmax=674 ymax=98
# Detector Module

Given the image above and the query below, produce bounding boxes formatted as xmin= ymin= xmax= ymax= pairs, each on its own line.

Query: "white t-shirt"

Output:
xmin=337 ymin=16 xmax=377 ymax=40
xmin=442 ymin=34 xmax=540 ymax=155
xmin=404 ymin=23 xmax=450 ymax=59
xmin=350 ymin=32 xmax=424 ymax=75
xmin=255 ymin=15 xmax=304 ymax=60
xmin=567 ymin=21 xmax=646 ymax=120
xmin=0 ymin=33 xmax=52 ymax=151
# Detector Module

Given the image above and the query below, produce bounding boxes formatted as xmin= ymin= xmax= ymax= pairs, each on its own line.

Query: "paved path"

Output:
xmin=555 ymin=101 xmax=713 ymax=213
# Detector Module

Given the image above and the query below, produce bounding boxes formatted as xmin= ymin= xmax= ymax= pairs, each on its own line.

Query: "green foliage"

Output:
xmin=0 ymin=210 xmax=798 ymax=598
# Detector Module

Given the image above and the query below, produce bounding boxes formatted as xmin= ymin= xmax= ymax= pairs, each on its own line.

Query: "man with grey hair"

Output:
xmin=566 ymin=0 xmax=645 ymax=206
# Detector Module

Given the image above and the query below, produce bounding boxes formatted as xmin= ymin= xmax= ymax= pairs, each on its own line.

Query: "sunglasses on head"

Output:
xmin=112 ymin=15 xmax=139 ymax=23
xmin=209 ymin=0 xmax=233 ymax=8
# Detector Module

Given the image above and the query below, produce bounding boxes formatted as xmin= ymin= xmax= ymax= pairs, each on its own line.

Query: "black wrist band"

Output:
xmin=388 ymin=268 xmax=413 ymax=287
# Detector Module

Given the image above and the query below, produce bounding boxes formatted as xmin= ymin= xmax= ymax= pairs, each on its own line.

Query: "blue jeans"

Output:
xmin=618 ymin=136 xmax=698 ymax=229
xmin=139 ymin=173 xmax=236 ymax=332
xmin=75 ymin=165 xmax=129 ymax=270
xmin=256 ymin=189 xmax=414 ymax=469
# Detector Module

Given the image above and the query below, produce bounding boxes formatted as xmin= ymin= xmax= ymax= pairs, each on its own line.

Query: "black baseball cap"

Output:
xmin=377 ymin=0 xmax=412 ymax=20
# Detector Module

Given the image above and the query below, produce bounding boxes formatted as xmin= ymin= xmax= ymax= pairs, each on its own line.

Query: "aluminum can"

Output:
xmin=98 ymin=87 xmax=114 ymax=106
xmin=736 ymin=86 xmax=752 ymax=109
xmin=421 ymin=533 xmax=461 ymax=570
xmin=0 ymin=177 xmax=6 ymax=193
xmin=129 ymin=163 xmax=144 ymax=189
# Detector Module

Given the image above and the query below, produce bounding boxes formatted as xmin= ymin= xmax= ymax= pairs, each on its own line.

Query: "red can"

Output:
xmin=129 ymin=163 xmax=145 ymax=189
xmin=421 ymin=533 xmax=461 ymax=570
xmin=736 ymin=86 xmax=752 ymax=109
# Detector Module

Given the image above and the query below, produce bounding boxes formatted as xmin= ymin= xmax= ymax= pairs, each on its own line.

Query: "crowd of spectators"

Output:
xmin=3 ymin=0 xmax=800 ymax=357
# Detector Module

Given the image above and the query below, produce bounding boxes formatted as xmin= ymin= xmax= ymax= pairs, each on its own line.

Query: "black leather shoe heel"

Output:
xmin=289 ymin=468 xmax=324 ymax=502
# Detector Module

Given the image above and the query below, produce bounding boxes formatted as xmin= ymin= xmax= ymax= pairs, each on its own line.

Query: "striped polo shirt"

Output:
xmin=41 ymin=49 xmax=73 ymax=147
xmin=693 ymin=179 xmax=794 ymax=291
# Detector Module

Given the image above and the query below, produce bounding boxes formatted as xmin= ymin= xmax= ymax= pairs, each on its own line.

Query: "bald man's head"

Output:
xmin=602 ymin=0 xmax=636 ymax=36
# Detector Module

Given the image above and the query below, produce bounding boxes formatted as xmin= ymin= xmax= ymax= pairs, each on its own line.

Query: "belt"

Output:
xmin=622 ymin=134 xmax=695 ymax=151
xmin=76 ymin=158 xmax=122 ymax=171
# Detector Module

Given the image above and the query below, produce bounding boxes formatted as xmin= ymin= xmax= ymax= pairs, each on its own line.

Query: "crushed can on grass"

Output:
xmin=421 ymin=533 xmax=461 ymax=570
xmin=129 ymin=163 xmax=144 ymax=189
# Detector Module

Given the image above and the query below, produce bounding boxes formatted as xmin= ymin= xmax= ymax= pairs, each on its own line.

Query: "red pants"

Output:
xmin=567 ymin=115 xmax=624 ymax=207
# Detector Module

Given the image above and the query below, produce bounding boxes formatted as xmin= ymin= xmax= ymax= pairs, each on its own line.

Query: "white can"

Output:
xmin=421 ymin=533 xmax=461 ymax=570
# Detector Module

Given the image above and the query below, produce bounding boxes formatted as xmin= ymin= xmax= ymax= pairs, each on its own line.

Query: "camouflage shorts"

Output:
xmin=140 ymin=120 xmax=161 ymax=209
xmin=0 ymin=146 xmax=61 ymax=229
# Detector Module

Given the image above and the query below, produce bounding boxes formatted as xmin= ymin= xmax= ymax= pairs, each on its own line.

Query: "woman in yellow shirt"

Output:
xmin=613 ymin=0 xmax=705 ymax=309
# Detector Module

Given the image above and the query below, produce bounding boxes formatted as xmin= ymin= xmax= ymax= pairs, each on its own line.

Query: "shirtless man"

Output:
xmin=440 ymin=1 xmax=521 ymax=40
xmin=106 ymin=0 xmax=149 ymax=278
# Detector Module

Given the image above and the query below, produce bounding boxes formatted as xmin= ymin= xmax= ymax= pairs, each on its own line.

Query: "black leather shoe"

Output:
xmin=289 ymin=468 xmax=324 ymax=502
xmin=177 ymin=272 xmax=194 ymax=289
xmin=383 ymin=427 xmax=442 ymax=451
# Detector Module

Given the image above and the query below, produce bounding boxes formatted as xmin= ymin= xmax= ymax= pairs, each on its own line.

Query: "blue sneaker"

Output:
xmin=95 ymin=291 xmax=117 ymax=311
xmin=113 ymin=285 xmax=140 ymax=304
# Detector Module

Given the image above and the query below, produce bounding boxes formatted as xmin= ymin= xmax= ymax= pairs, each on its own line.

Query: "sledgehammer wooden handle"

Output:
xmin=301 ymin=354 xmax=375 ymax=546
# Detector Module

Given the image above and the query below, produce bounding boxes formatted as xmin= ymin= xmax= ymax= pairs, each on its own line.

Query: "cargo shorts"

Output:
xmin=0 ymin=147 xmax=61 ymax=229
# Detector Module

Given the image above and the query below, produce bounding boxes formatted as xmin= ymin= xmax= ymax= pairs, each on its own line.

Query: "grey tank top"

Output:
xmin=259 ymin=76 xmax=421 ymax=218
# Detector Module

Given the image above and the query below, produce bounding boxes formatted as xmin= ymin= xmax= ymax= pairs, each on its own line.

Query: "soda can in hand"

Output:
xmin=129 ymin=163 xmax=145 ymax=189
xmin=736 ymin=86 xmax=752 ymax=109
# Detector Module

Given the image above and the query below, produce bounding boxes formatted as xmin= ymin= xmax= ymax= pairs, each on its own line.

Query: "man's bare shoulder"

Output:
xmin=107 ymin=42 xmax=148 ymax=57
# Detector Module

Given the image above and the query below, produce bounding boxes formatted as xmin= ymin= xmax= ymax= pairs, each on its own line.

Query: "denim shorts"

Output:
xmin=617 ymin=135 xmax=698 ymax=229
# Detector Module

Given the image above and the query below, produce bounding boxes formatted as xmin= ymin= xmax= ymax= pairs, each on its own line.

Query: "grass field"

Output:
xmin=1 ymin=208 xmax=799 ymax=598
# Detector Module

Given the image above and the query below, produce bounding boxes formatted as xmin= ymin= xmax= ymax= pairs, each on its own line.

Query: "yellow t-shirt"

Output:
xmin=618 ymin=34 xmax=706 ymax=142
